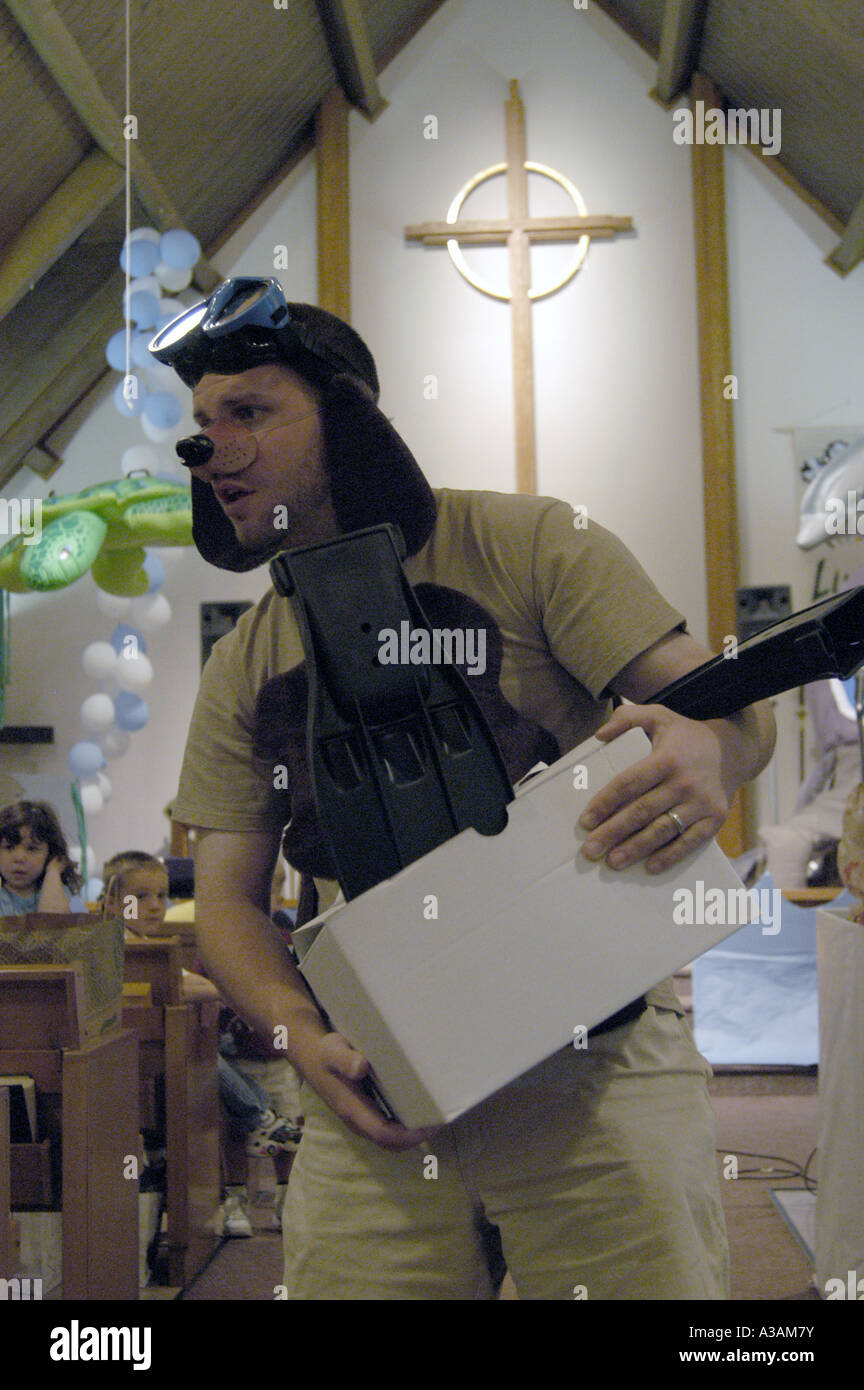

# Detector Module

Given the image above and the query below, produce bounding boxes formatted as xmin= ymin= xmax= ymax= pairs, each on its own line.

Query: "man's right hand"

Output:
xmin=193 ymin=828 xmax=430 ymax=1153
xmin=291 ymin=1018 xmax=430 ymax=1151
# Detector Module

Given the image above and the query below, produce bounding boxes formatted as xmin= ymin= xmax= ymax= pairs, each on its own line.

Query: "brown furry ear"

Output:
xmin=321 ymin=376 xmax=436 ymax=556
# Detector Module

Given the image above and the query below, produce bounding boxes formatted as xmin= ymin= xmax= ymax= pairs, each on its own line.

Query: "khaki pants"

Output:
xmin=280 ymin=1005 xmax=730 ymax=1300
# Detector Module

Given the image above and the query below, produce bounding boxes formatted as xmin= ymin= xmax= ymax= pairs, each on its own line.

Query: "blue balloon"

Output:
xmin=125 ymin=289 xmax=160 ymax=329
xmin=143 ymin=391 xmax=183 ymax=430
xmin=106 ymin=329 xmax=130 ymax=372
xmin=109 ymin=623 xmax=147 ymax=655
xmin=69 ymin=741 xmax=106 ymax=776
xmin=120 ymin=239 xmax=160 ymax=276
xmin=86 ymin=876 xmax=105 ymax=900
xmin=143 ymin=552 xmax=166 ymax=592
xmin=131 ymin=330 xmax=158 ymax=370
xmin=159 ymin=229 xmax=201 ymax=269
xmin=114 ymin=691 xmax=149 ymax=731
xmin=113 ymin=378 xmax=147 ymax=416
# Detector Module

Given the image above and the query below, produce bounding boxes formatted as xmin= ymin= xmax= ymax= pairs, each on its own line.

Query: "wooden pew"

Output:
xmin=123 ymin=938 xmax=220 ymax=1286
xmin=0 ymin=964 xmax=138 ymax=1299
xmin=0 ymin=1085 xmax=12 ymax=1280
xmin=158 ymin=915 xmax=199 ymax=973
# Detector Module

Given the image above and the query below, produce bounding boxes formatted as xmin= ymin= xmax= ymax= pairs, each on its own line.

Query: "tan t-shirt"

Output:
xmin=174 ymin=488 xmax=687 ymax=1013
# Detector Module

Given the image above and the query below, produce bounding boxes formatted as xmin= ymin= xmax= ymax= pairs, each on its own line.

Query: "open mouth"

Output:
xmin=215 ymin=482 xmax=253 ymax=512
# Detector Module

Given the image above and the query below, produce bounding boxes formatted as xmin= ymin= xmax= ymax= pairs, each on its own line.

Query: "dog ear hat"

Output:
xmin=170 ymin=301 xmax=437 ymax=572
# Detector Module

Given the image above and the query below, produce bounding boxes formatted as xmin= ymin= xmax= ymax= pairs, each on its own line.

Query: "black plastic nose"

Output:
xmin=175 ymin=433 xmax=215 ymax=468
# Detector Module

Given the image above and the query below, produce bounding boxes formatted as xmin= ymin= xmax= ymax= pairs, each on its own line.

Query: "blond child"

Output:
xmin=106 ymin=849 xmax=300 ymax=1243
xmin=103 ymin=850 xmax=217 ymax=1001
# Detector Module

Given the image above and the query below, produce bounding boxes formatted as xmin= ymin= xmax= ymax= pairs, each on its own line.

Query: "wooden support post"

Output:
xmin=505 ymin=81 xmax=536 ymax=496
xmin=690 ymin=72 xmax=748 ymax=856
xmin=317 ymin=88 xmax=351 ymax=322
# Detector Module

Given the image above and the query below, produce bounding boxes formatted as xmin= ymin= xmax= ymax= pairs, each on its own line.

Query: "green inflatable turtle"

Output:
xmin=0 ymin=475 xmax=193 ymax=596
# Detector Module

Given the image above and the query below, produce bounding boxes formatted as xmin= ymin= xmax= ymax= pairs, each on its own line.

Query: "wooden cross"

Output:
xmin=405 ymin=80 xmax=633 ymax=494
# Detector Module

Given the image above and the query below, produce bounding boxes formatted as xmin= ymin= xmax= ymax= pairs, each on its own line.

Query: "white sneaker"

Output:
xmin=223 ymin=1190 xmax=253 ymax=1238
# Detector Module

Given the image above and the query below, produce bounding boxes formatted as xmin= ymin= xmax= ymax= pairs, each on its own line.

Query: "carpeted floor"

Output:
xmin=171 ymin=1065 xmax=822 ymax=1301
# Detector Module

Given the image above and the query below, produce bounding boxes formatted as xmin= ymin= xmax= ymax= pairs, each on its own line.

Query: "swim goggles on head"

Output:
xmin=148 ymin=276 xmax=353 ymax=386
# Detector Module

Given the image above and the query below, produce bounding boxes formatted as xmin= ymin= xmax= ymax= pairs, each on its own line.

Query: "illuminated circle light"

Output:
xmin=446 ymin=162 xmax=590 ymax=301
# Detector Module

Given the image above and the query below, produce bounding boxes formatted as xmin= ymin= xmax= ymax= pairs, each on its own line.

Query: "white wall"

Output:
xmin=350 ymin=0 xmax=707 ymax=642
xmin=2 ymin=0 xmax=861 ymax=869
xmin=726 ymin=148 xmax=864 ymax=824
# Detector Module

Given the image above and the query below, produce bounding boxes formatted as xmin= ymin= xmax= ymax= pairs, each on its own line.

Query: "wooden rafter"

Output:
xmin=315 ymin=0 xmax=386 ymax=118
xmin=4 ymin=0 xmax=220 ymax=289
xmin=654 ymin=0 xmax=707 ymax=104
xmin=826 ymin=190 xmax=864 ymax=276
xmin=0 ymin=276 xmax=123 ymax=489
xmin=0 ymin=151 xmax=124 ymax=320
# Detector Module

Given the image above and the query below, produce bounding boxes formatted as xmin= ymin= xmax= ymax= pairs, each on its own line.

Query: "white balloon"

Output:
xmin=127 ymin=274 xmax=161 ymax=298
xmin=128 ymin=226 xmax=161 ymax=245
xmin=79 ymin=783 xmax=104 ymax=815
xmin=154 ymin=262 xmax=192 ymax=291
xmin=69 ymin=844 xmax=98 ymax=876
xmin=139 ymin=414 xmax=181 ymax=444
xmin=117 ymin=651 xmax=153 ymax=689
xmin=157 ymin=297 xmax=185 ymax=319
xmin=80 ymin=692 xmax=116 ymax=733
xmin=130 ymin=593 xmax=172 ymax=631
xmin=121 ymin=444 xmax=162 ymax=476
xmin=96 ymin=772 xmax=113 ymax=802
xmin=97 ymin=590 xmax=133 ymax=619
xmin=82 ymin=641 xmax=118 ymax=679
xmin=100 ymin=727 xmax=131 ymax=759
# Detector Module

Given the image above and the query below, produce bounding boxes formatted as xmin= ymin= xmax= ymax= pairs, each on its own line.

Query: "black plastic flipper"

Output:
xmin=271 ymin=525 xmax=513 ymax=901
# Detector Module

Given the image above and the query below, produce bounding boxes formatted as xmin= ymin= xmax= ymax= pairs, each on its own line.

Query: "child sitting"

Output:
xmin=103 ymin=850 xmax=218 ymax=1000
xmin=0 ymin=800 xmax=84 ymax=914
xmin=104 ymin=849 xmax=299 ymax=1246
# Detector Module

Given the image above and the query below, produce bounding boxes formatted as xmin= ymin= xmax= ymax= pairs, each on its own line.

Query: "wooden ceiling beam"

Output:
xmin=21 ymin=446 xmax=62 ymax=482
xmin=317 ymin=88 xmax=351 ymax=322
xmin=826 ymin=191 xmax=864 ymax=276
xmin=4 ymin=0 xmax=220 ymax=291
xmin=314 ymin=0 xmax=386 ymax=118
xmin=0 ymin=150 xmax=124 ymax=321
xmin=0 ymin=275 xmax=121 ymax=488
xmin=654 ymin=0 xmax=708 ymax=104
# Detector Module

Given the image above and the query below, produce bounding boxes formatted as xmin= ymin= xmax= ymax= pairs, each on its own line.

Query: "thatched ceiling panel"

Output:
xmin=702 ymin=0 xmax=864 ymax=221
xmin=52 ymin=0 xmax=335 ymax=240
xmin=0 ymin=6 xmax=90 ymax=250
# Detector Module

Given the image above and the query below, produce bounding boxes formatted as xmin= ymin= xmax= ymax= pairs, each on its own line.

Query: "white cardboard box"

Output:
xmin=293 ymin=728 xmax=750 ymax=1127
xmin=815 ymin=907 xmax=864 ymax=1294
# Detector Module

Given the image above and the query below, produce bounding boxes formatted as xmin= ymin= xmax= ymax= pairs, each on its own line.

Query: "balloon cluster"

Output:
xmin=107 ymin=226 xmax=200 ymax=443
xmin=64 ymin=227 xmax=196 ymax=892
xmin=70 ymin=553 xmax=172 ymax=821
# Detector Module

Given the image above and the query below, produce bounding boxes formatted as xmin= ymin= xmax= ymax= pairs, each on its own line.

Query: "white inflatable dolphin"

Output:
xmin=797 ymin=435 xmax=864 ymax=549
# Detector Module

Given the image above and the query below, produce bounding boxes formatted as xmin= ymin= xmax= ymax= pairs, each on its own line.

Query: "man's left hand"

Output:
xmin=579 ymin=704 xmax=731 ymax=874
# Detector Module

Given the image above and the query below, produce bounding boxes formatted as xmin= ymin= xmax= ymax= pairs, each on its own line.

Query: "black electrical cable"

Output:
xmin=716 ymin=1147 xmax=813 ymax=1184
xmin=801 ymin=1146 xmax=818 ymax=1193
